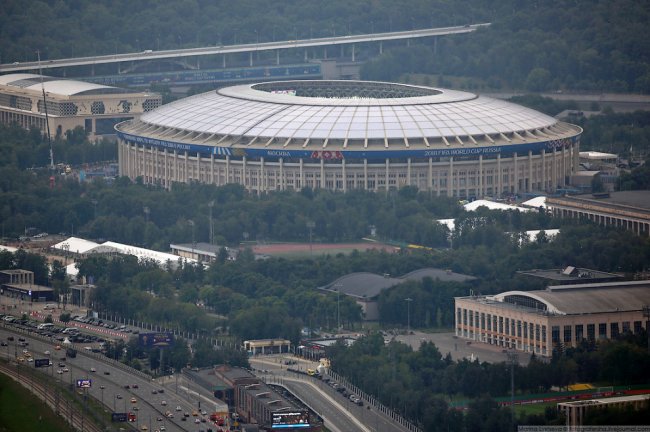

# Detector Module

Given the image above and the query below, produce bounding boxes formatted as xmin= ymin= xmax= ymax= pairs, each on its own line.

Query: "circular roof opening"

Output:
xmin=251 ymin=80 xmax=441 ymax=99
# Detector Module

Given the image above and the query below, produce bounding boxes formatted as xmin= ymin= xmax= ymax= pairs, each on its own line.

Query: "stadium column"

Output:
xmin=363 ymin=159 xmax=368 ymax=190
xmin=249 ymin=52 xmax=253 ymax=67
xmin=573 ymin=139 xmax=580 ymax=172
xmin=528 ymin=150 xmax=533 ymax=193
xmin=342 ymin=159 xmax=346 ymax=192
xmin=184 ymin=151 xmax=189 ymax=183
xmin=299 ymin=159 xmax=304 ymax=189
xmin=513 ymin=152 xmax=519 ymax=195
xmin=385 ymin=159 xmax=390 ymax=192
xmin=280 ymin=158 xmax=284 ymax=190
xmin=211 ymin=153 xmax=215 ymax=185
xmin=276 ymin=50 xmax=280 ymax=65
xmin=478 ymin=155 xmax=483 ymax=197
xmin=428 ymin=158 xmax=433 ymax=194
xmin=164 ymin=149 xmax=168 ymax=188
xmin=260 ymin=157 xmax=266 ymax=192
xmin=541 ymin=150 xmax=546 ymax=192
xmin=197 ymin=152 xmax=201 ymax=183
xmin=320 ymin=159 xmax=325 ymax=188
xmin=447 ymin=157 xmax=454 ymax=197
xmin=226 ymin=155 xmax=231 ymax=185
xmin=552 ymin=147 xmax=558 ymax=191
xmin=406 ymin=158 xmax=411 ymax=186
xmin=562 ymin=145 xmax=567 ymax=187
xmin=174 ymin=150 xmax=179 ymax=183
xmin=242 ymin=156 xmax=247 ymax=189
xmin=497 ymin=154 xmax=502 ymax=196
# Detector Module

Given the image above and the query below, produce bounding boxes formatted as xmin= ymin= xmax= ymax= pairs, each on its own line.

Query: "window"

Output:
xmin=552 ymin=326 xmax=560 ymax=343
xmin=523 ymin=322 xmax=528 ymax=339
xmin=505 ymin=318 xmax=509 ymax=335
xmin=535 ymin=324 xmax=540 ymax=342
xmin=498 ymin=317 xmax=503 ymax=333
xmin=575 ymin=325 xmax=584 ymax=341
xmin=610 ymin=322 xmax=620 ymax=338
xmin=622 ymin=321 xmax=630 ymax=334
xmin=587 ymin=324 xmax=595 ymax=341
xmin=634 ymin=321 xmax=642 ymax=334
xmin=542 ymin=325 xmax=546 ymax=343
xmin=487 ymin=314 xmax=492 ymax=331
xmin=563 ymin=325 xmax=572 ymax=343
xmin=599 ymin=323 xmax=607 ymax=339
xmin=463 ymin=309 xmax=467 ymax=325
xmin=517 ymin=320 xmax=522 ymax=338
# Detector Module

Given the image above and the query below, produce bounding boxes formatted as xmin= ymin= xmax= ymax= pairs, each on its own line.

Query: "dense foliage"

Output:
xmin=2 ymin=1 xmax=649 ymax=93
xmin=327 ymin=333 xmax=650 ymax=431
xmin=361 ymin=0 xmax=650 ymax=93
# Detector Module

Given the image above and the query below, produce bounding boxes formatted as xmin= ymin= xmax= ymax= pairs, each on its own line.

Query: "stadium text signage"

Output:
xmin=76 ymin=379 xmax=92 ymax=388
xmin=118 ymin=132 xmax=578 ymax=161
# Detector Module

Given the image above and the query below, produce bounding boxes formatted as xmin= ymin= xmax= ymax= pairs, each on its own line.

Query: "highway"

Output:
xmin=249 ymin=356 xmax=417 ymax=432
xmin=0 ymin=23 xmax=490 ymax=73
xmin=0 ymin=324 xmax=223 ymax=432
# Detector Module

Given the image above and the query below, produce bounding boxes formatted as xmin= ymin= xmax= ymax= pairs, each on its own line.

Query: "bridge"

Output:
xmin=0 ymin=23 xmax=490 ymax=74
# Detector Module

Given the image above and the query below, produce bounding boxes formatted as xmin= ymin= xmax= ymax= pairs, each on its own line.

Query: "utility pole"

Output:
xmin=405 ymin=298 xmax=413 ymax=335
xmin=208 ymin=201 xmax=215 ymax=244
xmin=306 ymin=221 xmax=315 ymax=255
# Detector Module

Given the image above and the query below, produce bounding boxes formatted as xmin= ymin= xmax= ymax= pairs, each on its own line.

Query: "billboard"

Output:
xmin=76 ymin=379 xmax=92 ymax=388
xmin=138 ymin=332 xmax=174 ymax=348
xmin=271 ymin=411 xmax=311 ymax=429
xmin=34 ymin=358 xmax=50 ymax=368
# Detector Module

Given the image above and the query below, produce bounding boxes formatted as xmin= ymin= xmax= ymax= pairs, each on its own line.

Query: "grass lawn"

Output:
xmin=0 ymin=372 xmax=75 ymax=432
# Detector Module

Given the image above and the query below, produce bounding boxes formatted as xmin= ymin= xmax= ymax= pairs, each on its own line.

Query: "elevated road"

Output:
xmin=0 ymin=23 xmax=490 ymax=73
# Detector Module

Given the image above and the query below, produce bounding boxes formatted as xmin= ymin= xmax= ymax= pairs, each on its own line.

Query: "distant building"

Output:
xmin=243 ymin=339 xmax=291 ymax=355
xmin=558 ymin=394 xmax=650 ymax=428
xmin=517 ymin=266 xmax=623 ymax=285
xmin=455 ymin=280 xmax=650 ymax=357
xmin=546 ymin=191 xmax=650 ymax=236
xmin=319 ymin=268 xmax=476 ymax=321
xmin=212 ymin=365 xmax=322 ymax=431
xmin=0 ymin=269 xmax=54 ymax=302
xmin=170 ymin=242 xmax=237 ymax=263
xmin=0 ymin=73 xmax=161 ymax=141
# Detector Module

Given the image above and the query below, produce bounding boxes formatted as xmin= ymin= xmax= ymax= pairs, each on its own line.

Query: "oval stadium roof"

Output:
xmin=137 ymin=80 xmax=565 ymax=143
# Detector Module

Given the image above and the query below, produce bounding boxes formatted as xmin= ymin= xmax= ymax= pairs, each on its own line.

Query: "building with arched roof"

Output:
xmin=116 ymin=80 xmax=581 ymax=197
xmin=455 ymin=280 xmax=650 ymax=357
xmin=0 ymin=73 xmax=161 ymax=141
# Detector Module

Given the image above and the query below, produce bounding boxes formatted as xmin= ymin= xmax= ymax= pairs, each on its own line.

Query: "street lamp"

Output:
xmin=405 ymin=298 xmax=413 ymax=336
xmin=306 ymin=221 xmax=315 ymax=255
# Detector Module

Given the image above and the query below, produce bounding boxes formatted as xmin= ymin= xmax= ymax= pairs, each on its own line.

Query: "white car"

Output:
xmin=44 ymin=350 xmax=50 ymax=355
xmin=175 ymin=406 xmax=182 ymax=412
xmin=90 ymin=367 xmax=97 ymax=373
xmin=161 ymin=400 xmax=167 ymax=406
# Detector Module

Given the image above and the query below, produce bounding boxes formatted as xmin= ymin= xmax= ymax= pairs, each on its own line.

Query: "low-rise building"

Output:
xmin=455 ymin=280 xmax=650 ymax=357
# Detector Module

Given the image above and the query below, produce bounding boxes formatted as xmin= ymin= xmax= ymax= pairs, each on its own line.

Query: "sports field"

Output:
xmin=250 ymin=241 xmax=399 ymax=258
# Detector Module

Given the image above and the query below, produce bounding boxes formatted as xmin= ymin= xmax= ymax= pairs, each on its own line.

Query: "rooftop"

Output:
xmin=518 ymin=266 xmax=622 ymax=283
xmin=0 ymin=73 xmax=145 ymax=97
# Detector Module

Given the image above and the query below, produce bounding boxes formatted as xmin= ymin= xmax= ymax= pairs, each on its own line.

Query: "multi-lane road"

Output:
xmin=0 ymin=325 xmax=224 ymax=432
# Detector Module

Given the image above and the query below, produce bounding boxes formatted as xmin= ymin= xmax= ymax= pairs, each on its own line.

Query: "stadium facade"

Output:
xmin=116 ymin=80 xmax=582 ymax=197
xmin=0 ymin=73 xmax=161 ymax=141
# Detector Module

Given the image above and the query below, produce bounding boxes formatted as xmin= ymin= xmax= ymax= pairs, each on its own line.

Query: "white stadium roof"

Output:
xmin=137 ymin=80 xmax=561 ymax=143
xmin=0 ymin=73 xmax=131 ymax=96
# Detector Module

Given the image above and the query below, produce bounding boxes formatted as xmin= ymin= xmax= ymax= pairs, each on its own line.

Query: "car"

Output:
xmin=90 ymin=367 xmax=96 ymax=372
xmin=104 ymin=371 xmax=110 ymax=375
xmin=84 ymin=346 xmax=92 ymax=351
xmin=131 ymin=397 xmax=137 ymax=404
xmin=165 ymin=412 xmax=174 ymax=418
xmin=0 ymin=342 xmax=7 ymax=346
xmin=175 ymin=406 xmax=182 ymax=412
xmin=27 ymin=357 xmax=34 ymax=362
xmin=194 ymin=418 xmax=200 ymax=424
xmin=7 ymin=336 xmax=14 ymax=341
xmin=157 ymin=388 xmax=164 ymax=393
xmin=133 ymin=406 xmax=140 ymax=411
xmin=161 ymin=400 xmax=167 ymax=406
xmin=201 ymin=410 xmax=207 ymax=416
xmin=140 ymin=425 xmax=148 ymax=431
xmin=58 ymin=362 xmax=66 ymax=367
xmin=132 ymin=384 xmax=139 ymax=389
xmin=151 ymin=389 xmax=157 ymax=394
xmin=160 ymin=427 xmax=166 ymax=431
xmin=156 ymin=417 xmax=163 ymax=422
xmin=124 ymin=385 xmax=131 ymax=389
xmin=18 ymin=337 xmax=25 ymax=342
xmin=192 ymin=410 xmax=199 ymax=416
xmin=57 ymin=369 xmax=63 ymax=374
xmin=116 ymin=394 xmax=123 ymax=399
xmin=184 ymin=412 xmax=190 ymax=418
xmin=62 ymin=367 xmax=69 ymax=372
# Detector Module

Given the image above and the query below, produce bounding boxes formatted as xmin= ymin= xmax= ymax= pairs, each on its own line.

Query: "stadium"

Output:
xmin=116 ymin=80 xmax=582 ymax=197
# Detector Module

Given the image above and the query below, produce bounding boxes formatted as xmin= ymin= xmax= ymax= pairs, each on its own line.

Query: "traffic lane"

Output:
xmin=0 ymin=328 xmax=191 ymax=432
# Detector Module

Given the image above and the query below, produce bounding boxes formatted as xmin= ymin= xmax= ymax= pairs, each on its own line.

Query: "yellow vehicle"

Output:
xmin=307 ymin=368 xmax=317 ymax=376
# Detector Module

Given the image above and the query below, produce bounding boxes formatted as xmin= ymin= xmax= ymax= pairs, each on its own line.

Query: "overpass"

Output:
xmin=0 ymin=23 xmax=490 ymax=74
